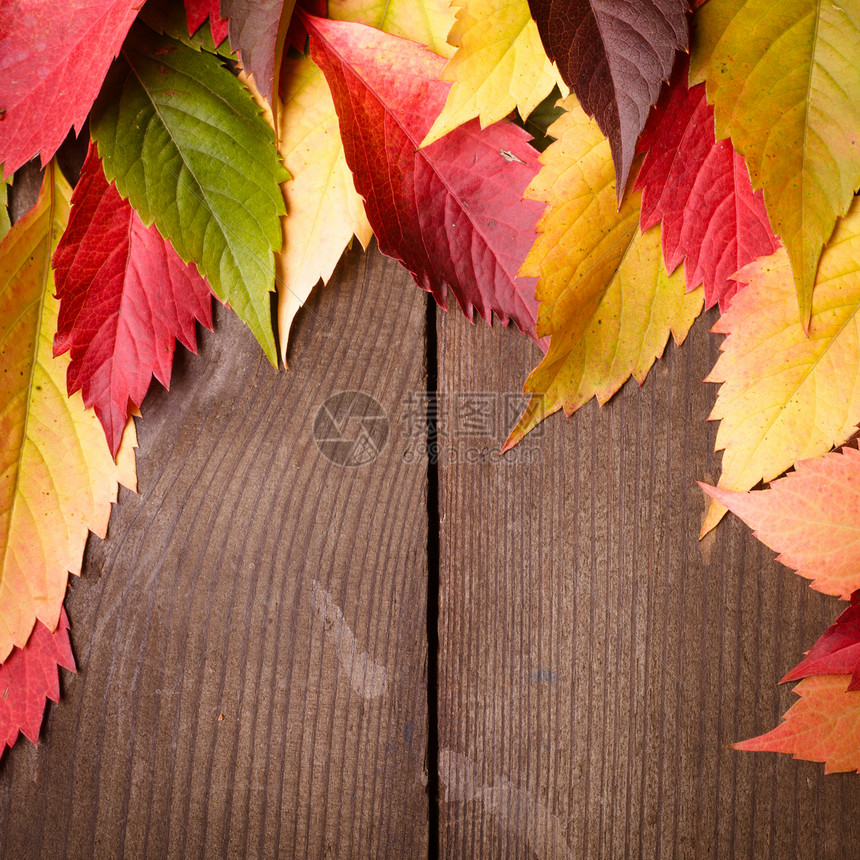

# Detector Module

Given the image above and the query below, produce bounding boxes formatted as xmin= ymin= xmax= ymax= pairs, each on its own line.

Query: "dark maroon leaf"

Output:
xmin=527 ymin=0 xmax=689 ymax=197
xmin=220 ymin=0 xmax=294 ymax=102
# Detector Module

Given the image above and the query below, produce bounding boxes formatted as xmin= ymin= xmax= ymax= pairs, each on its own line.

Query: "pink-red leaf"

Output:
xmin=526 ymin=0 xmax=689 ymax=197
xmin=0 ymin=0 xmax=141 ymax=177
xmin=783 ymin=591 xmax=860 ymax=690
xmin=0 ymin=608 xmax=75 ymax=756
xmin=53 ymin=144 xmax=214 ymax=457
xmin=185 ymin=0 xmax=229 ymax=44
xmin=635 ymin=60 xmax=779 ymax=311
xmin=305 ymin=14 xmax=545 ymax=343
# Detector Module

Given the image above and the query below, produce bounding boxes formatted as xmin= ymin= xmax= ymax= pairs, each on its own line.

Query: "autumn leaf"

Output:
xmin=635 ymin=59 xmax=779 ymax=311
xmin=221 ymin=0 xmax=295 ymax=103
xmin=527 ymin=0 xmax=689 ymax=197
xmin=503 ymin=96 xmax=703 ymax=448
xmin=420 ymin=0 xmax=567 ymax=147
xmin=781 ymin=592 xmax=860 ymax=689
xmin=0 ymin=179 xmax=9 ymax=242
xmin=0 ymin=608 xmax=75 ymax=756
xmin=276 ymin=56 xmax=373 ymax=362
xmin=701 ymin=448 xmax=860 ymax=598
xmin=0 ymin=163 xmax=136 ymax=661
xmin=329 ymin=0 xmax=456 ymax=56
xmin=53 ymin=144 xmax=214 ymax=457
xmin=691 ymin=0 xmax=860 ymax=330
xmin=186 ymin=0 xmax=229 ymax=44
xmin=0 ymin=0 xmax=141 ymax=178
xmin=90 ymin=26 xmax=288 ymax=365
xmin=733 ymin=676 xmax=860 ymax=774
xmin=700 ymin=200 xmax=860 ymax=535
xmin=306 ymin=14 xmax=546 ymax=341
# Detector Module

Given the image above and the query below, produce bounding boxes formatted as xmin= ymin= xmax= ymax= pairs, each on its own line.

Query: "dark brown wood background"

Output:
xmin=2 ymin=167 xmax=860 ymax=858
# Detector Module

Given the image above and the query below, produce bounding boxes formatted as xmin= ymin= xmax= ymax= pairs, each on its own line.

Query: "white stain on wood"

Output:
xmin=439 ymin=749 xmax=572 ymax=859
xmin=311 ymin=580 xmax=388 ymax=699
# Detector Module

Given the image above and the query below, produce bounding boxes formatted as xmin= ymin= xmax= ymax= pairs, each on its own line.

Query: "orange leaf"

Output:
xmin=0 ymin=164 xmax=136 ymax=661
xmin=701 ymin=201 xmax=860 ymax=535
xmin=701 ymin=448 xmax=860 ymax=599
xmin=734 ymin=675 xmax=860 ymax=774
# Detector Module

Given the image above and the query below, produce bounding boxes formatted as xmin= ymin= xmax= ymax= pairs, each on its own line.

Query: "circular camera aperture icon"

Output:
xmin=313 ymin=391 xmax=389 ymax=467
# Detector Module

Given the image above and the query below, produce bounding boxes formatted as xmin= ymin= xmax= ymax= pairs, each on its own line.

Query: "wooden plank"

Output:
xmin=436 ymin=308 xmax=860 ymax=859
xmin=0 ymin=247 xmax=430 ymax=858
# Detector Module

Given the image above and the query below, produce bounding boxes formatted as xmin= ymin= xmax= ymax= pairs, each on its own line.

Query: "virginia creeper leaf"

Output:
xmin=782 ymin=591 xmax=860 ymax=689
xmin=421 ymin=0 xmax=567 ymax=147
xmin=53 ymin=144 xmax=215 ymax=457
xmin=0 ymin=179 xmax=9 ymax=243
xmin=141 ymin=0 xmax=233 ymax=56
xmin=0 ymin=607 xmax=75 ymax=756
xmin=691 ymin=0 xmax=860 ymax=330
xmin=0 ymin=164 xmax=136 ymax=662
xmin=526 ymin=0 xmax=689 ymax=198
xmin=306 ymin=14 xmax=545 ymax=341
xmin=702 ymin=448 xmax=860 ymax=599
xmin=221 ymin=0 xmax=294 ymax=103
xmin=90 ymin=27 xmax=287 ymax=365
xmin=701 ymin=201 xmax=860 ymax=535
xmin=0 ymin=0 xmax=141 ymax=177
xmin=276 ymin=56 xmax=372 ymax=363
xmin=329 ymin=0 xmax=456 ymax=57
xmin=186 ymin=0 xmax=229 ymax=44
xmin=733 ymin=676 xmax=860 ymax=774
xmin=635 ymin=59 xmax=779 ymax=311
xmin=503 ymin=96 xmax=703 ymax=449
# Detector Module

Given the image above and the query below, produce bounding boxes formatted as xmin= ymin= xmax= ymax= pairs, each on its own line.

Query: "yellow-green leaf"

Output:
xmin=0 ymin=164 xmax=136 ymax=661
xmin=276 ymin=56 xmax=372 ymax=363
xmin=504 ymin=96 xmax=703 ymax=448
xmin=691 ymin=0 xmax=860 ymax=330
xmin=702 ymin=199 xmax=860 ymax=535
xmin=0 ymin=178 xmax=10 ymax=242
xmin=328 ymin=0 xmax=456 ymax=57
xmin=421 ymin=0 xmax=566 ymax=147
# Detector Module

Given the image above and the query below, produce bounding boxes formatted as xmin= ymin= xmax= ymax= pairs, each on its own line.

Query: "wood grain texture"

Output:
xmin=436 ymin=306 xmax=860 ymax=860
xmin=0 ymin=246 xmax=430 ymax=858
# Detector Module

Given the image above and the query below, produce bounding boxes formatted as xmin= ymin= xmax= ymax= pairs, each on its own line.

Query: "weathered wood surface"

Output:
xmin=436 ymin=308 xmax=860 ymax=859
xmin=0 ymin=248 xmax=429 ymax=858
xmin=0 ymin=220 xmax=859 ymax=859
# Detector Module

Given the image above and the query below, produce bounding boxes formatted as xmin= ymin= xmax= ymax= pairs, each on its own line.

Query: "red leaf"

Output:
xmin=185 ymin=0 xmax=229 ymax=45
xmin=0 ymin=608 xmax=75 ymax=756
xmin=635 ymin=60 xmax=779 ymax=310
xmin=53 ymin=144 xmax=214 ymax=457
xmin=0 ymin=0 xmax=140 ymax=177
xmin=783 ymin=592 xmax=860 ymax=690
xmin=526 ymin=0 xmax=689 ymax=196
xmin=305 ymin=14 xmax=545 ymax=344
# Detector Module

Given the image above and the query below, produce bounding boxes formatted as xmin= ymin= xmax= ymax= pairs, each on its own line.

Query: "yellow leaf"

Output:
xmin=691 ymin=0 xmax=860 ymax=330
xmin=504 ymin=96 xmax=703 ymax=448
xmin=0 ymin=164 xmax=136 ymax=661
xmin=328 ymin=0 xmax=456 ymax=58
xmin=702 ymin=200 xmax=860 ymax=535
xmin=276 ymin=56 xmax=372 ymax=363
xmin=421 ymin=0 xmax=566 ymax=147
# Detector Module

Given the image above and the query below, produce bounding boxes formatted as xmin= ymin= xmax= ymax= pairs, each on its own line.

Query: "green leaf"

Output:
xmin=139 ymin=1 xmax=236 ymax=58
xmin=691 ymin=0 xmax=860 ymax=331
xmin=90 ymin=26 xmax=287 ymax=363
